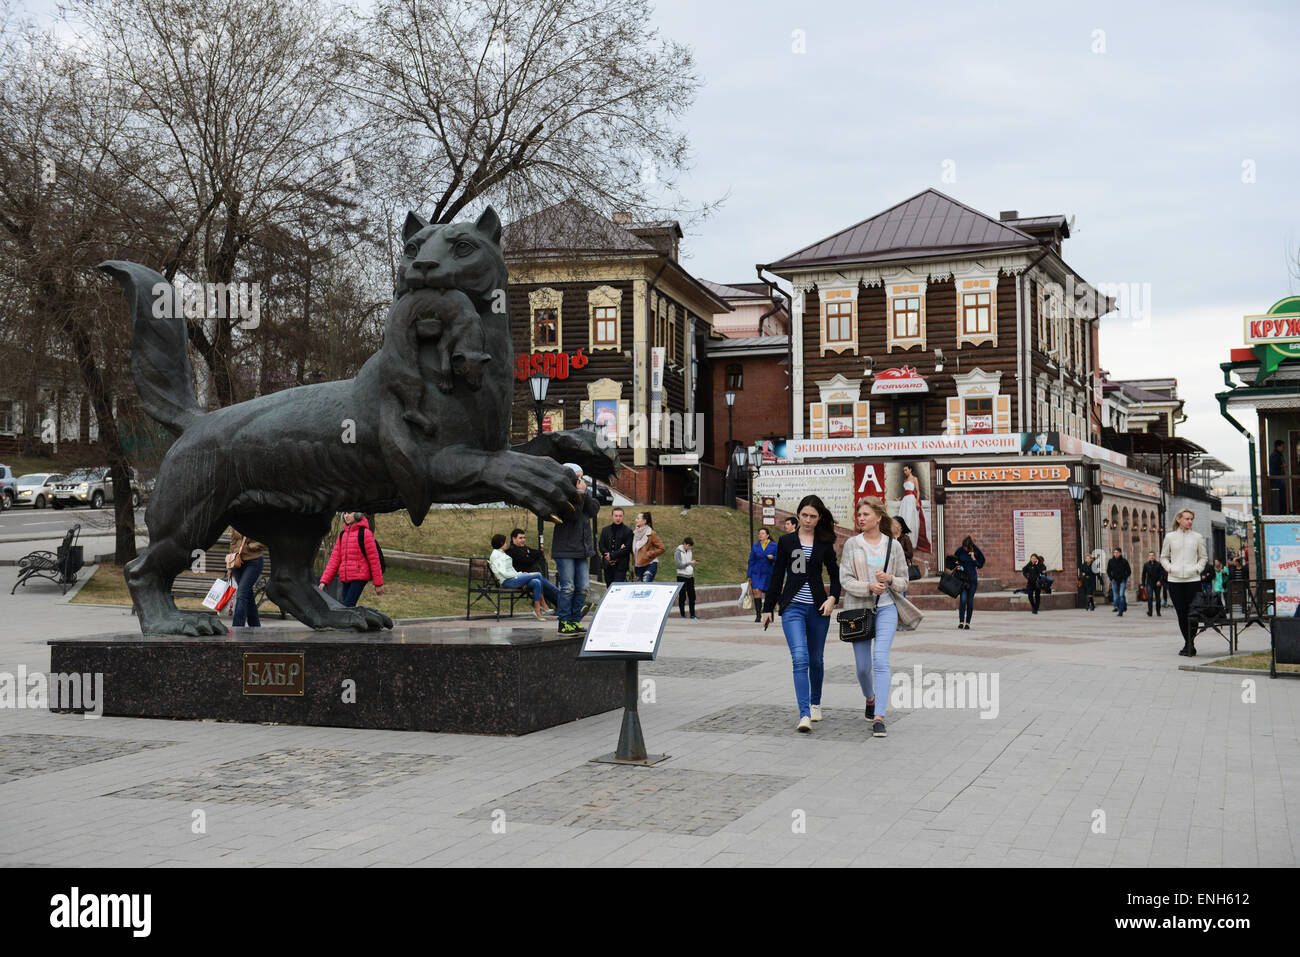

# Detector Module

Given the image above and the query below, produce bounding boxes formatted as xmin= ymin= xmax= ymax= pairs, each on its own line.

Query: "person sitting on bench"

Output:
xmin=489 ymin=533 xmax=560 ymax=621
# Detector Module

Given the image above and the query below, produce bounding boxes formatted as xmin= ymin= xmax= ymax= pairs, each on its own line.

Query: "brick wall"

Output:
xmin=709 ymin=355 xmax=789 ymax=470
xmin=941 ymin=488 xmax=1078 ymax=583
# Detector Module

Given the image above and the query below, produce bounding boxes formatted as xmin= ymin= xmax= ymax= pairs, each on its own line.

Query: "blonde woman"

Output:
xmin=1161 ymin=509 xmax=1208 ymax=656
xmin=840 ymin=497 xmax=920 ymax=738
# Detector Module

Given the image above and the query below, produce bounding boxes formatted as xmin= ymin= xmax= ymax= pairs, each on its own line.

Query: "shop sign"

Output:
xmin=946 ymin=465 xmax=1071 ymax=485
xmin=786 ymin=434 xmax=1020 ymax=459
xmin=514 ymin=347 xmax=589 ymax=381
xmin=1100 ymin=468 xmax=1162 ymax=500
xmin=870 ymin=366 xmax=928 ymax=394
xmin=1243 ymin=296 xmax=1300 ymax=382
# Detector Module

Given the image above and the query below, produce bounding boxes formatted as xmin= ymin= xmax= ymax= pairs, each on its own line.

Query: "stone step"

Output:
xmin=691 ymin=599 xmax=755 ymax=620
xmin=908 ymin=590 xmax=1078 ymax=612
xmin=907 ymin=576 xmax=1008 ymax=595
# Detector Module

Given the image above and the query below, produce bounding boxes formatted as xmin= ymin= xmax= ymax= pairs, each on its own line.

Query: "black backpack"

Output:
xmin=354 ymin=525 xmax=387 ymax=574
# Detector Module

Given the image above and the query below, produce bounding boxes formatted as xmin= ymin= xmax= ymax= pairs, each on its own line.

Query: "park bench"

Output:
xmin=11 ymin=524 xmax=84 ymax=595
xmin=465 ymin=557 xmax=533 ymax=620
xmin=1190 ymin=579 xmax=1275 ymax=655
xmin=170 ymin=539 xmax=283 ymax=618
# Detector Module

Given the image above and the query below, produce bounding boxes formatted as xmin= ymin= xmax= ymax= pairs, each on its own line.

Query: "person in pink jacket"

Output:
xmin=318 ymin=512 xmax=385 ymax=607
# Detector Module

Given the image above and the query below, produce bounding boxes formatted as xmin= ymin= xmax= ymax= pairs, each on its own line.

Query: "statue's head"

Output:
xmin=396 ymin=207 xmax=507 ymax=307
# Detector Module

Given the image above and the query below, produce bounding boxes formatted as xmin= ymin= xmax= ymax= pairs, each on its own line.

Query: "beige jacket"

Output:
xmin=1160 ymin=528 xmax=1207 ymax=583
xmin=840 ymin=532 xmax=924 ymax=631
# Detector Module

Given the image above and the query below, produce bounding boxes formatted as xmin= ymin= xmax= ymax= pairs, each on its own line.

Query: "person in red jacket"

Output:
xmin=318 ymin=512 xmax=385 ymax=607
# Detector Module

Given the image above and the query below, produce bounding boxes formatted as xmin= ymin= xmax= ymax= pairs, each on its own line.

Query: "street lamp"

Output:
xmin=724 ymin=390 xmax=737 ymax=507
xmin=746 ymin=445 xmax=762 ymax=549
xmin=529 ymin=374 xmax=550 ymax=549
xmin=732 ymin=444 xmax=751 ymax=548
xmin=1068 ymin=479 xmax=1086 ymax=609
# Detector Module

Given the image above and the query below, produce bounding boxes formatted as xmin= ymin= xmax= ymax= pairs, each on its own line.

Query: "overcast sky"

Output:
xmin=647 ymin=0 xmax=1299 ymax=473
xmin=24 ymin=0 xmax=1297 ymax=472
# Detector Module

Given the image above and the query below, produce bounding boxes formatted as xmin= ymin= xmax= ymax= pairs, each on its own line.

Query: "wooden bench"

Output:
xmin=465 ymin=557 xmax=532 ymax=620
xmin=1191 ymin=579 xmax=1274 ymax=655
xmin=171 ymin=539 xmax=283 ymax=618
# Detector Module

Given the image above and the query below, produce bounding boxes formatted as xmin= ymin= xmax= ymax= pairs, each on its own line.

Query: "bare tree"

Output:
xmin=344 ymin=0 xmax=711 ymax=230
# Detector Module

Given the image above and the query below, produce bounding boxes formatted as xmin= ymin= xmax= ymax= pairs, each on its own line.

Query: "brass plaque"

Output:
xmin=242 ymin=653 xmax=305 ymax=696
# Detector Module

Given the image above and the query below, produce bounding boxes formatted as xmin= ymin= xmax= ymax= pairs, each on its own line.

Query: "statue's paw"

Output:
xmin=499 ymin=454 xmax=581 ymax=516
xmin=143 ymin=611 xmax=228 ymax=637
xmin=317 ymin=606 xmax=393 ymax=632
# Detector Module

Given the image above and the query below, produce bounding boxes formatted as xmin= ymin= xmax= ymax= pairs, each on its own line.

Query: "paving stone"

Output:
xmin=641 ymin=657 xmax=763 ymax=679
xmin=676 ymin=703 xmax=911 ymax=740
xmin=0 ymin=733 xmax=174 ymax=783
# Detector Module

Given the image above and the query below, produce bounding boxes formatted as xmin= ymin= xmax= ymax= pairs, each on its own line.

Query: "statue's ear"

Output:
xmin=403 ymin=211 xmax=430 ymax=243
xmin=476 ymin=205 xmax=502 ymax=244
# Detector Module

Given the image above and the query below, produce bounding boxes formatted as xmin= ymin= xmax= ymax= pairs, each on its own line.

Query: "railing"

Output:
xmin=1174 ymin=481 xmax=1222 ymax=508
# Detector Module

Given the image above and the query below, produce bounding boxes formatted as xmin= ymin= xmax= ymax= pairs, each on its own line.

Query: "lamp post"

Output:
xmin=724 ymin=390 xmax=737 ymax=507
xmin=529 ymin=374 xmax=550 ymax=549
xmin=1068 ymin=478 xmax=1086 ymax=609
xmin=746 ymin=445 xmax=762 ymax=549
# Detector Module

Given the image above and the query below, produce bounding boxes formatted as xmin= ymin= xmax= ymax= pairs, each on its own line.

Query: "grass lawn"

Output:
xmin=75 ymin=563 xmax=475 ymax=620
xmin=1214 ymin=652 xmax=1300 ymax=674
xmin=375 ymin=504 xmax=758 ymax=584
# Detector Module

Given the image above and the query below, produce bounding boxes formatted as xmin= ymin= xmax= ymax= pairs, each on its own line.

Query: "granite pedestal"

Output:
xmin=48 ymin=625 xmax=623 ymax=735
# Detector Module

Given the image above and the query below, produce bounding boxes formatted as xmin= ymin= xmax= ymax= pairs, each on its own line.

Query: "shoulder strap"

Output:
xmin=876 ymin=537 xmax=892 ymax=609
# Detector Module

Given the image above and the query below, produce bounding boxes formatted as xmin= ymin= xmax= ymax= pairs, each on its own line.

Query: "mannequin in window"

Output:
xmin=895 ymin=463 xmax=931 ymax=552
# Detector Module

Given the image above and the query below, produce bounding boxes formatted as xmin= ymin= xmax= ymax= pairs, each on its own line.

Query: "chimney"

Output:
xmin=999 ymin=210 xmax=1019 ymax=221
xmin=611 ymin=211 xmax=632 ymax=225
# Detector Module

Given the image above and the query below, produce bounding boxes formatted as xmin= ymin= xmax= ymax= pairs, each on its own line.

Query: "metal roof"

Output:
xmin=503 ymin=199 xmax=659 ymax=257
xmin=700 ymin=279 xmax=772 ymax=301
xmin=766 ymin=188 xmax=1038 ymax=272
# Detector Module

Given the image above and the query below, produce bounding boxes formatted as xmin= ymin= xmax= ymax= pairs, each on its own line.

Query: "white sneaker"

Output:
xmin=796 ymin=715 xmax=812 ymax=732
xmin=809 ymin=704 xmax=823 ymax=721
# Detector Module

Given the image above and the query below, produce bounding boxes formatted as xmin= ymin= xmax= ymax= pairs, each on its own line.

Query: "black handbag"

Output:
xmin=908 ymin=563 xmax=921 ymax=581
xmin=938 ymin=568 xmax=965 ymax=599
xmin=839 ymin=538 xmax=891 ymax=642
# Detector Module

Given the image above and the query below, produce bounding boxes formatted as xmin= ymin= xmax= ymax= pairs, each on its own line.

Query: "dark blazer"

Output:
xmin=956 ymin=544 xmax=986 ymax=585
xmin=598 ymin=523 xmax=634 ymax=569
xmin=1107 ymin=556 xmax=1132 ymax=582
xmin=762 ymin=532 xmax=841 ymax=615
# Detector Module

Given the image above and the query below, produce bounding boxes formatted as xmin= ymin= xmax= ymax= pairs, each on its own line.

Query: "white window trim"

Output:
xmin=528 ymin=287 xmax=563 ymax=353
xmin=820 ymin=286 xmax=858 ymax=355
xmin=955 ymin=273 xmax=998 ymax=349
xmin=886 ymin=280 xmax=926 ymax=352
xmin=588 ymin=285 xmax=622 ymax=352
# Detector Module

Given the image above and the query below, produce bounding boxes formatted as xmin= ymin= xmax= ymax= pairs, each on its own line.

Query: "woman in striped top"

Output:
xmin=762 ymin=495 xmax=841 ymax=732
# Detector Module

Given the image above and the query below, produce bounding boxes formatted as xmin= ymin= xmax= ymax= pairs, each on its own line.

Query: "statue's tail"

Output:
xmin=100 ymin=261 xmax=204 ymax=437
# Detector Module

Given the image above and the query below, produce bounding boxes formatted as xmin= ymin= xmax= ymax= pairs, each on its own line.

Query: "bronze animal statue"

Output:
xmin=101 ymin=206 xmax=616 ymax=635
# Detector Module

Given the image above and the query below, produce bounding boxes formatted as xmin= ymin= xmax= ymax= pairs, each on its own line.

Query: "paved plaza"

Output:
xmin=1 ymin=564 xmax=1297 ymax=867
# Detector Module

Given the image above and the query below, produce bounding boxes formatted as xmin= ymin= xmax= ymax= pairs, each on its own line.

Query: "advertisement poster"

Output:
xmin=753 ymin=464 xmax=853 ymax=524
xmin=1013 ymin=508 xmax=1063 ymax=570
xmin=1021 ymin=431 xmax=1062 ymax=455
xmin=853 ymin=461 xmax=933 ymax=551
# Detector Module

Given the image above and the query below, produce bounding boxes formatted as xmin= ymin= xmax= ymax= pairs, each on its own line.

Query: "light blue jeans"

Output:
xmin=853 ymin=603 xmax=898 ymax=718
xmin=501 ymin=573 xmax=559 ymax=605
xmin=553 ymin=557 xmax=589 ymax=624
xmin=781 ymin=600 xmax=829 ymax=717
xmin=1111 ymin=578 xmax=1127 ymax=612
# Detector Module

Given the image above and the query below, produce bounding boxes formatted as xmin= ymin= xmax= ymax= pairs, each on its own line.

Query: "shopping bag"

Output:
xmin=202 ymin=576 xmax=237 ymax=611
xmin=738 ymin=581 xmax=752 ymax=609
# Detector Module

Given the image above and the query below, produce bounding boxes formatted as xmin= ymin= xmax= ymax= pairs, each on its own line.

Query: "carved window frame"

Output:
xmin=529 ymin=287 xmax=563 ymax=353
xmin=886 ymin=280 xmax=926 ymax=352
xmin=820 ymin=286 xmax=858 ymax=355
xmin=956 ymin=275 xmax=997 ymax=349
xmin=588 ymin=285 xmax=622 ymax=351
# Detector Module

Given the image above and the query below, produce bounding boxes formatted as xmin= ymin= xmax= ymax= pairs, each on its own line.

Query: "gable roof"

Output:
xmin=700 ymin=279 xmax=772 ymax=301
xmin=766 ymin=188 xmax=1040 ymax=273
xmin=503 ymin=199 xmax=658 ymax=258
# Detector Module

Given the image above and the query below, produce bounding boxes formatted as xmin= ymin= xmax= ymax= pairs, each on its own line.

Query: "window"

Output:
xmin=965 ymin=397 xmax=993 ymax=434
xmin=961 ymin=292 xmax=992 ymax=336
xmin=892 ymin=297 xmax=920 ymax=339
xmin=667 ymin=309 xmax=678 ymax=363
xmin=1038 ymin=289 xmax=1048 ymax=350
xmin=593 ymin=306 xmax=617 ymax=346
xmin=825 ymin=300 xmax=853 ymax=345
xmin=827 ymin=403 xmax=855 ymax=438
xmin=895 ymin=400 xmax=924 ymax=436
xmin=725 ymin=363 xmax=743 ymax=391
xmin=533 ymin=309 xmax=558 ymax=347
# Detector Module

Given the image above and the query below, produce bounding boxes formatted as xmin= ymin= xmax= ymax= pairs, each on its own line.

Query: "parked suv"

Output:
xmin=0 ymin=465 xmax=17 ymax=510
xmin=51 ymin=467 xmax=141 ymax=510
xmin=14 ymin=472 xmax=67 ymax=509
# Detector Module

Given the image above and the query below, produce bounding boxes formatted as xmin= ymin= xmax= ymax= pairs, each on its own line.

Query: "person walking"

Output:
xmin=1021 ymin=552 xmax=1046 ymax=614
xmin=747 ymin=527 xmax=777 ymax=623
xmin=841 ymin=497 xmax=921 ymax=738
xmin=489 ymin=533 xmax=560 ymax=620
xmin=631 ymin=511 xmax=665 ymax=582
xmin=1079 ymin=558 xmax=1097 ymax=610
xmin=674 ymin=537 xmax=698 ymax=619
xmin=1162 ymin=509 xmax=1209 ymax=656
xmin=1142 ymin=550 xmax=1165 ymax=617
xmin=318 ymin=511 xmax=384 ymax=607
xmin=783 ymin=516 xmax=798 ymax=535
xmin=550 ymin=464 xmax=600 ymax=635
xmin=226 ymin=529 xmax=266 ymax=627
xmin=761 ymin=495 xmax=841 ymax=733
xmin=598 ymin=507 xmax=634 ymax=585
xmin=1107 ymin=548 xmax=1131 ymax=616
xmin=954 ymin=536 xmax=985 ymax=629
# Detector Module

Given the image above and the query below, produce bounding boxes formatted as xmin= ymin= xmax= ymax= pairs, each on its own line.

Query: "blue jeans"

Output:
xmin=780 ymin=601 xmax=829 ymax=717
xmin=553 ymin=557 xmax=589 ymax=623
xmin=854 ymin=603 xmax=897 ymax=718
xmin=1111 ymin=579 xmax=1127 ymax=612
xmin=635 ymin=561 xmax=659 ymax=582
xmin=958 ymin=582 xmax=977 ymax=623
xmin=341 ymin=580 xmax=367 ymax=607
xmin=502 ymin=573 xmax=559 ymax=605
xmin=231 ymin=557 xmax=263 ymax=627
